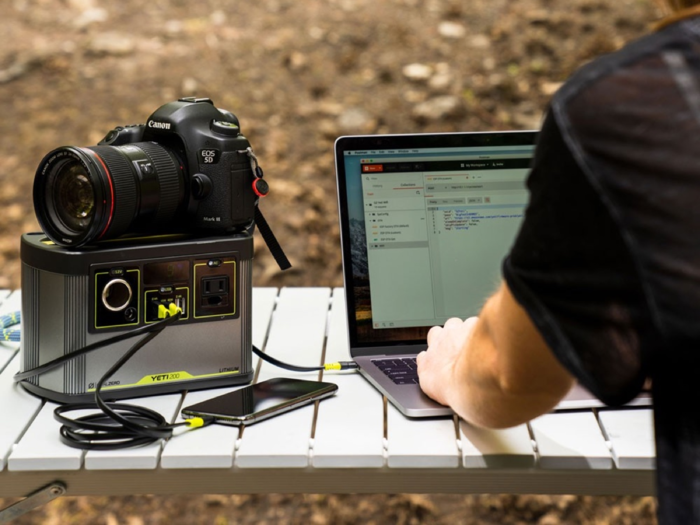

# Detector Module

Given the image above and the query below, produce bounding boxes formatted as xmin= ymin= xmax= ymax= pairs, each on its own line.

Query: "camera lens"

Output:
xmin=53 ymin=160 xmax=95 ymax=233
xmin=34 ymin=143 xmax=185 ymax=247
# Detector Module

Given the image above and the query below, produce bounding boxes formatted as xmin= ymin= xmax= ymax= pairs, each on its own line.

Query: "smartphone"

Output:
xmin=181 ymin=377 xmax=338 ymax=426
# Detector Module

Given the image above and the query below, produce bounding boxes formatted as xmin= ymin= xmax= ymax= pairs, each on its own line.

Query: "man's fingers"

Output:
xmin=427 ymin=325 xmax=442 ymax=346
xmin=443 ymin=317 xmax=463 ymax=330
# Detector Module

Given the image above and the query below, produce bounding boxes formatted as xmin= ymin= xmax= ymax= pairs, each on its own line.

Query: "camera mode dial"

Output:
xmin=211 ymin=120 xmax=240 ymax=136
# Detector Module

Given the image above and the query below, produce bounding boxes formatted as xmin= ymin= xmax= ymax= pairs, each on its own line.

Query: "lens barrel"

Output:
xmin=33 ymin=143 xmax=184 ymax=247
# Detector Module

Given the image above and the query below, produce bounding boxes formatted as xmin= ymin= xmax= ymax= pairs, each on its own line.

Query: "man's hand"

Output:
xmin=417 ymin=316 xmax=478 ymax=407
xmin=415 ymin=283 xmax=574 ymax=429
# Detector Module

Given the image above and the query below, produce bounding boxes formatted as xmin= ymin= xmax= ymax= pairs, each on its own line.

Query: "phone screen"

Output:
xmin=181 ymin=377 xmax=338 ymax=425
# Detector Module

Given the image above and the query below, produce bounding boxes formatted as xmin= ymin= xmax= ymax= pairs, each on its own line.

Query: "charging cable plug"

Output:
xmin=324 ymin=361 xmax=360 ymax=371
xmin=184 ymin=416 xmax=215 ymax=428
xmin=157 ymin=303 xmax=183 ymax=319
xmin=167 ymin=303 xmax=182 ymax=317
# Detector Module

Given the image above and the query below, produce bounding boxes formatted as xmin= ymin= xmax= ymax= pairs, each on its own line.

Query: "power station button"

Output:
xmin=208 ymin=259 xmax=222 ymax=268
xmin=124 ymin=307 xmax=137 ymax=322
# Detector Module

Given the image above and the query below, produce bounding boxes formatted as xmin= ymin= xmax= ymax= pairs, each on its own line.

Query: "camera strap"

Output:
xmin=255 ymin=206 xmax=291 ymax=271
xmin=240 ymin=147 xmax=292 ymax=271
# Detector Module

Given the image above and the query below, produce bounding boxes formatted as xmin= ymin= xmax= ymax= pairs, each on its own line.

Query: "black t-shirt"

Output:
xmin=503 ymin=17 xmax=700 ymax=524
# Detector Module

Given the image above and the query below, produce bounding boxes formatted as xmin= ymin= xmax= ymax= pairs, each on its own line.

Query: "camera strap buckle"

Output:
xmin=239 ymin=147 xmax=292 ymax=271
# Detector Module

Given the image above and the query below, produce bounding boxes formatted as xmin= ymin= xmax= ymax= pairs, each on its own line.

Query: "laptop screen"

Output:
xmin=335 ymin=132 xmax=537 ymax=352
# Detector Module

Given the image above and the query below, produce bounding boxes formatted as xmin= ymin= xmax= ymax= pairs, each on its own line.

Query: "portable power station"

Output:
xmin=18 ymin=232 xmax=254 ymax=403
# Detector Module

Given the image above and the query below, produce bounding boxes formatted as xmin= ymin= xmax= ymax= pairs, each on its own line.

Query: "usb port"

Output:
xmin=175 ymin=296 xmax=186 ymax=316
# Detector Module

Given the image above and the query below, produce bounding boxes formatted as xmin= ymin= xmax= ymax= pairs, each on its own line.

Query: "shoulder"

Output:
xmin=552 ymin=21 xmax=695 ymax=111
xmin=545 ymin=20 xmax=700 ymax=170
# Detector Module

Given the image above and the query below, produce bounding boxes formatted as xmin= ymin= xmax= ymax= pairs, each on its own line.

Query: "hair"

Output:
xmin=656 ymin=0 xmax=700 ymax=29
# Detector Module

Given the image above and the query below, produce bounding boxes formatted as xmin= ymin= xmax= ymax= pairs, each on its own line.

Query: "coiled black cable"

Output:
xmin=12 ymin=309 xmax=357 ymax=450
xmin=16 ymin=312 xmax=211 ymax=450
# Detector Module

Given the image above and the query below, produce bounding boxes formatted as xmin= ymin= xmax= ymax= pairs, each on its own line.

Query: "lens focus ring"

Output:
xmin=88 ymin=145 xmax=139 ymax=239
xmin=137 ymin=142 xmax=182 ymax=224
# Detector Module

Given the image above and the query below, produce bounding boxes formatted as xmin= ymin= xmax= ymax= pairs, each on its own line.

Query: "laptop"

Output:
xmin=334 ymin=131 xmax=651 ymax=417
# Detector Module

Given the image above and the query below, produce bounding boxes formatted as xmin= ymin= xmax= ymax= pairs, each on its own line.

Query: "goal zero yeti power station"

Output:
xmin=18 ymin=232 xmax=254 ymax=403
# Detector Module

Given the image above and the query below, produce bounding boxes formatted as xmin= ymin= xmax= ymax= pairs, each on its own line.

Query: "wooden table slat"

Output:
xmin=235 ymin=287 xmax=330 ymax=468
xmin=386 ymin=404 xmax=460 ymax=468
xmin=459 ymin=422 xmax=536 ymax=469
xmin=0 ymin=354 xmax=43 ymax=472
xmin=256 ymin=287 xmax=330 ymax=382
xmin=530 ymin=412 xmax=613 ymax=470
xmin=8 ymin=402 xmax=84 ymax=471
xmin=84 ymin=393 xmax=183 ymax=470
xmin=161 ymin=387 xmax=242 ymax=469
xmin=598 ymin=409 xmax=656 ymax=470
xmin=312 ymin=289 xmax=385 ymax=468
xmin=324 ymin=288 xmax=349 ymax=361
xmin=312 ymin=373 xmax=385 ymax=468
xmin=251 ymin=287 xmax=279 ymax=350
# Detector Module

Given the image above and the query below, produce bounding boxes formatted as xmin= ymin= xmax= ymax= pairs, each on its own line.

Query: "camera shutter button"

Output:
xmin=191 ymin=173 xmax=212 ymax=199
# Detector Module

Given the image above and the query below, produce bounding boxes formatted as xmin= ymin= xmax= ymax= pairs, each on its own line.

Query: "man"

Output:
xmin=416 ymin=2 xmax=700 ymax=523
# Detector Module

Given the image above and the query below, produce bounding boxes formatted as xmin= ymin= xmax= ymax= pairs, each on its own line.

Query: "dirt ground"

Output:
xmin=0 ymin=0 xmax=661 ymax=523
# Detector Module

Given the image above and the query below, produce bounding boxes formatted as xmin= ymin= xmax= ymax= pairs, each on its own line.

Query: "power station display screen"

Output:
xmin=143 ymin=260 xmax=190 ymax=285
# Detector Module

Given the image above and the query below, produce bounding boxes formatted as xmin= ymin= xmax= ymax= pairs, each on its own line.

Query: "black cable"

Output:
xmin=252 ymin=344 xmax=322 ymax=372
xmin=13 ymin=312 xmax=209 ymax=450
xmin=251 ymin=345 xmax=358 ymax=372
xmin=52 ymin=313 xmax=216 ymax=450
xmin=13 ymin=314 xmax=181 ymax=382
xmin=12 ymin=309 xmax=356 ymax=450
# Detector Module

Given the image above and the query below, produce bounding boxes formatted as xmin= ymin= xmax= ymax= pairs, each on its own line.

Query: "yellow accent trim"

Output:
xmin=144 ymin=286 xmax=190 ymax=324
xmin=193 ymin=260 xmax=237 ymax=319
xmin=88 ymin=369 xmax=241 ymax=392
xmin=324 ymin=363 xmax=342 ymax=371
xmin=100 ymin=233 xmax=193 ymax=244
xmin=136 ymin=371 xmax=193 ymax=385
xmin=94 ymin=269 xmax=140 ymax=329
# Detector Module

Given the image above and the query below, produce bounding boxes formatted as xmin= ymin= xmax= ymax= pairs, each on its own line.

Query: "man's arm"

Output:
xmin=416 ymin=281 xmax=574 ymax=429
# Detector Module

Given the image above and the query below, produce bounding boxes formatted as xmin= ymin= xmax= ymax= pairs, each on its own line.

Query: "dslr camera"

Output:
xmin=18 ymin=98 xmax=280 ymax=402
xmin=33 ymin=96 xmax=265 ymax=247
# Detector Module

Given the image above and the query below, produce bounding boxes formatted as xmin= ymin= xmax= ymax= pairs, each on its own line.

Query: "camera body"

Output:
xmin=19 ymin=232 xmax=254 ymax=403
xmin=33 ymin=97 xmax=260 ymax=248
xmin=101 ymin=96 xmax=257 ymax=232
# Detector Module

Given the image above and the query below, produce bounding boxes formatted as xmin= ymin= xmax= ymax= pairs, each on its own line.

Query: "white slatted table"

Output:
xmin=0 ymin=288 xmax=655 ymax=500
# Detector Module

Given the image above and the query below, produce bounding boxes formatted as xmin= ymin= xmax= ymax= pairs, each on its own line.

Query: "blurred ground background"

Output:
xmin=0 ymin=0 xmax=660 ymax=522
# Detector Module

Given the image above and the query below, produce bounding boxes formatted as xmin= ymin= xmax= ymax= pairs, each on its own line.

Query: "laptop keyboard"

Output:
xmin=371 ymin=357 xmax=419 ymax=385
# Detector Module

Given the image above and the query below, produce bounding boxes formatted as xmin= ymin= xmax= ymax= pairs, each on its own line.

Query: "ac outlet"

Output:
xmin=202 ymin=276 xmax=229 ymax=296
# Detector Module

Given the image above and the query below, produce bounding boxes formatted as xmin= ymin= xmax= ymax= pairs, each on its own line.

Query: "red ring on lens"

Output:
xmin=81 ymin=148 xmax=115 ymax=241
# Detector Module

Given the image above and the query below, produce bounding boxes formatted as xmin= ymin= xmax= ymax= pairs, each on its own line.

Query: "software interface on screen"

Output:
xmin=343 ymin=141 xmax=534 ymax=330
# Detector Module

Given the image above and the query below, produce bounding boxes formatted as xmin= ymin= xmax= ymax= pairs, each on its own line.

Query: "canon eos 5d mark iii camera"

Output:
xmin=18 ymin=98 xmax=289 ymax=403
xmin=33 ymin=97 xmax=267 ymax=247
